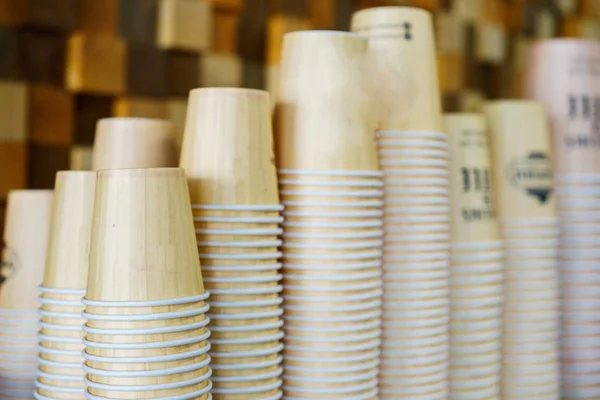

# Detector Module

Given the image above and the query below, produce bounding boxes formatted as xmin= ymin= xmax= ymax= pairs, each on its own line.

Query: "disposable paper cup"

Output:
xmin=450 ymin=262 xmax=503 ymax=275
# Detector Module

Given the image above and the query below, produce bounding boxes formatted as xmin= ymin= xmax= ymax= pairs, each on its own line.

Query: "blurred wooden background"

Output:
xmin=0 ymin=0 xmax=596 ymax=226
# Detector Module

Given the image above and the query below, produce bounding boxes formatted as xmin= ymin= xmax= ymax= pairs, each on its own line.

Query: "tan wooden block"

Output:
xmin=66 ymin=33 xmax=125 ymax=95
xmin=157 ymin=0 xmax=212 ymax=52
xmin=165 ymin=98 xmax=187 ymax=152
xmin=307 ymin=0 xmax=334 ymax=29
xmin=580 ymin=0 xmax=600 ymax=16
xmin=266 ymin=14 xmax=312 ymax=65
xmin=451 ymin=0 xmax=482 ymax=22
xmin=112 ymin=97 xmax=168 ymax=119
xmin=80 ymin=0 xmax=118 ymax=35
xmin=70 ymin=145 xmax=93 ymax=170
xmin=200 ymin=53 xmax=242 ymax=87
xmin=0 ymin=81 xmax=28 ymax=142
xmin=212 ymin=11 xmax=239 ymax=54
xmin=562 ymin=17 xmax=600 ymax=39
xmin=482 ymin=0 xmax=505 ymax=25
xmin=435 ymin=11 xmax=466 ymax=54
xmin=205 ymin=0 xmax=244 ymax=12
xmin=476 ymin=22 xmax=507 ymax=65
xmin=437 ymin=52 xmax=466 ymax=93
xmin=0 ymin=0 xmax=27 ymax=25
xmin=29 ymin=85 xmax=74 ymax=145
xmin=407 ymin=0 xmax=440 ymax=11
xmin=0 ymin=143 xmax=28 ymax=197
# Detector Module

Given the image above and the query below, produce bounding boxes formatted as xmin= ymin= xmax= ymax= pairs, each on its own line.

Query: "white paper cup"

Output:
xmin=450 ymin=262 xmax=503 ymax=275
xmin=450 ymin=252 xmax=504 ymax=263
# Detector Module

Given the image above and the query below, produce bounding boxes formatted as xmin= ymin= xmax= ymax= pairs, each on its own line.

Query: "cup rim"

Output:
xmin=197 ymin=239 xmax=282 ymax=248
xmin=283 ymin=259 xmax=381 ymax=271
xmin=34 ymin=380 xmax=82 ymax=394
xmin=210 ymin=343 xmax=283 ymax=358
xmin=451 ymin=241 xmax=503 ymax=251
xmin=279 ymin=178 xmax=383 ymax=188
xmin=212 ymin=366 xmax=283 ymax=383
xmin=282 ymin=199 xmax=383 ymax=208
xmin=282 ymin=240 xmax=383 ymax=250
xmin=377 ymin=130 xmax=447 ymax=140
xmin=84 ymin=371 xmax=213 ymax=392
xmin=280 ymin=189 xmax=383 ymax=198
xmin=284 ymin=280 xmax=381 ymax=292
xmin=210 ymin=285 xmax=283 ymax=295
xmin=284 ymin=309 xmax=382 ymax=324
xmin=196 ymin=227 xmax=283 ymax=237
xmin=283 ymin=368 xmax=378 ymax=384
xmin=39 ymin=286 xmax=86 ymax=296
xmin=283 ymin=349 xmax=379 ymax=364
xmin=210 ymin=320 xmax=284 ymax=333
xmin=378 ymin=138 xmax=449 ymax=149
xmin=283 ymin=220 xmax=383 ymax=229
xmin=283 ymin=210 xmax=383 ymax=219
xmin=192 ymin=204 xmax=283 ymax=212
xmin=84 ymin=388 xmax=214 ymax=400
xmin=211 ymin=379 xmax=282 ymax=395
xmin=82 ymin=342 xmax=211 ymax=364
xmin=83 ymin=330 xmax=210 ymax=350
xmin=194 ymin=215 xmax=284 ymax=224
xmin=283 ymin=230 xmax=384 ymax=241
xmin=283 ymin=299 xmax=381 ymax=313
xmin=82 ymin=303 xmax=210 ymax=322
xmin=83 ymin=355 xmax=211 ymax=378
xmin=201 ymin=263 xmax=282 ymax=273
xmin=210 ymin=331 xmax=284 ymax=346
xmin=200 ymin=251 xmax=283 ymax=260
xmin=37 ymin=357 xmax=81 ymax=369
xmin=282 ymin=378 xmax=375 ymax=395
xmin=35 ymin=369 xmax=83 ymax=382
xmin=211 ymin=355 xmax=282 ymax=371
xmin=203 ymin=274 xmax=282 ymax=284
xmin=82 ymin=292 xmax=210 ymax=308
xmin=83 ymin=316 xmax=210 ymax=336
xmin=209 ymin=297 xmax=283 ymax=309
xmin=208 ymin=308 xmax=283 ymax=321
xmin=278 ymin=169 xmax=383 ymax=178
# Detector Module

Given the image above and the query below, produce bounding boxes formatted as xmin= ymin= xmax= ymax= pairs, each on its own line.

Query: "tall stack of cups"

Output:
xmin=91 ymin=118 xmax=178 ymax=170
xmin=276 ymin=31 xmax=382 ymax=399
xmin=351 ymin=7 xmax=449 ymax=399
xmin=82 ymin=168 xmax=212 ymax=400
xmin=35 ymin=171 xmax=96 ymax=400
xmin=445 ymin=114 xmax=503 ymax=400
xmin=0 ymin=190 xmax=53 ymax=398
xmin=526 ymin=39 xmax=600 ymax=399
xmin=485 ymin=101 xmax=559 ymax=400
xmin=180 ymin=88 xmax=284 ymax=400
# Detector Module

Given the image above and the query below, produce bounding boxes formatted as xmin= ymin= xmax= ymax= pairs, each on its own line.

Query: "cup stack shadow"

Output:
xmin=180 ymin=88 xmax=284 ymax=400
xmin=351 ymin=7 xmax=449 ymax=399
xmin=275 ymin=31 xmax=382 ymax=399
xmin=485 ymin=101 xmax=559 ymax=400
xmin=0 ymin=190 xmax=53 ymax=399
xmin=82 ymin=168 xmax=212 ymax=400
xmin=445 ymin=114 xmax=503 ymax=400
xmin=35 ymin=171 xmax=96 ymax=400
xmin=525 ymin=39 xmax=600 ymax=399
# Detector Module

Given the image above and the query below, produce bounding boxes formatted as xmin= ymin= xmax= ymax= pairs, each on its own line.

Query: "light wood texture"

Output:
xmin=80 ymin=0 xmax=118 ymax=35
xmin=266 ymin=15 xmax=312 ymax=65
xmin=524 ymin=39 xmax=600 ymax=175
xmin=1 ymin=190 xmax=53 ymax=310
xmin=212 ymin=11 xmax=239 ymax=54
xmin=445 ymin=113 xmax=499 ymax=243
xmin=92 ymin=117 xmax=177 ymax=170
xmin=484 ymin=100 xmax=557 ymax=220
xmin=0 ymin=81 xmax=28 ymax=142
xmin=70 ymin=145 xmax=93 ymax=170
xmin=112 ymin=97 xmax=168 ymax=119
xmin=200 ymin=53 xmax=243 ymax=87
xmin=87 ymin=168 xmax=205 ymax=301
xmin=0 ymin=143 xmax=28 ymax=198
xmin=157 ymin=0 xmax=212 ymax=52
xmin=66 ymin=33 xmax=126 ymax=95
xmin=351 ymin=6 xmax=443 ymax=132
xmin=43 ymin=171 xmax=96 ymax=290
xmin=275 ymin=31 xmax=378 ymax=171
xmin=29 ymin=85 xmax=74 ymax=145
xmin=180 ymin=88 xmax=279 ymax=204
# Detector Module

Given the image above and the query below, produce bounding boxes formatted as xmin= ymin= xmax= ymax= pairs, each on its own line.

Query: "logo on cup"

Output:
xmin=506 ymin=152 xmax=552 ymax=204
xmin=0 ymin=242 xmax=18 ymax=286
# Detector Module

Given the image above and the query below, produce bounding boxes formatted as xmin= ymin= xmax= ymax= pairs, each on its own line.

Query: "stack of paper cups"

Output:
xmin=180 ymin=88 xmax=284 ymax=400
xmin=35 ymin=171 xmax=96 ymax=400
xmin=485 ymin=101 xmax=559 ymax=400
xmin=445 ymin=114 xmax=503 ymax=400
xmin=0 ymin=190 xmax=53 ymax=398
xmin=82 ymin=168 xmax=212 ymax=400
xmin=276 ymin=31 xmax=382 ymax=399
xmin=526 ymin=39 xmax=600 ymax=399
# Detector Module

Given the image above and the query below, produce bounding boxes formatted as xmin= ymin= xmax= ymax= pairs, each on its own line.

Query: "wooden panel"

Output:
xmin=237 ymin=0 xmax=268 ymax=61
xmin=242 ymin=60 xmax=265 ymax=89
xmin=0 ymin=143 xmax=28 ymax=198
xmin=200 ymin=53 xmax=242 ymax=87
xmin=476 ymin=22 xmax=507 ymax=65
xmin=166 ymin=51 xmax=199 ymax=96
xmin=29 ymin=85 xmax=73 ymax=145
xmin=112 ymin=97 xmax=168 ymax=118
xmin=266 ymin=15 xmax=312 ymax=65
xmin=80 ymin=0 xmax=118 ymax=35
xmin=408 ymin=0 xmax=440 ymax=11
xmin=212 ymin=11 xmax=239 ymax=54
xmin=19 ymin=29 xmax=67 ymax=86
xmin=0 ymin=26 xmax=19 ymax=80
xmin=437 ymin=52 xmax=466 ymax=93
xmin=334 ymin=0 xmax=358 ymax=31
xmin=66 ymin=33 xmax=125 ymax=95
xmin=269 ymin=0 xmax=308 ymax=16
xmin=0 ymin=0 xmax=27 ymax=25
xmin=119 ymin=0 xmax=158 ymax=45
xmin=28 ymin=143 xmax=69 ymax=189
xmin=308 ymin=0 xmax=335 ymax=29
xmin=205 ymin=0 xmax=244 ymax=12
xmin=126 ymin=45 xmax=168 ymax=97
xmin=0 ymin=82 xmax=28 ymax=142
xmin=70 ymin=145 xmax=93 ymax=170
xmin=74 ymin=95 xmax=113 ymax=145
xmin=25 ymin=0 xmax=81 ymax=32
xmin=157 ymin=0 xmax=212 ymax=52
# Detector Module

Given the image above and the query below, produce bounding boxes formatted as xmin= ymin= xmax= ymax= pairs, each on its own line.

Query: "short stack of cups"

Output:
xmin=180 ymin=88 xmax=284 ymax=400
xmin=445 ymin=114 xmax=503 ymax=400
xmin=485 ymin=101 xmax=560 ymax=400
xmin=35 ymin=171 xmax=97 ymax=400
xmin=278 ymin=169 xmax=383 ymax=400
xmin=82 ymin=168 xmax=213 ymax=400
xmin=375 ymin=129 xmax=450 ymax=399
xmin=0 ymin=190 xmax=53 ymax=398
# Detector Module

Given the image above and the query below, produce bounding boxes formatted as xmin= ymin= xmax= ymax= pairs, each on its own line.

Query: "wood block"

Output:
xmin=0 ymin=82 xmax=28 ymax=142
xmin=334 ymin=0 xmax=358 ymax=31
xmin=0 ymin=26 xmax=19 ymax=80
xmin=80 ymin=0 xmax=118 ymax=35
xmin=28 ymin=144 xmax=69 ymax=189
xmin=212 ymin=11 xmax=239 ymax=54
xmin=167 ymin=51 xmax=200 ymax=96
xmin=112 ymin=97 xmax=168 ymax=118
xmin=451 ymin=0 xmax=482 ymax=23
xmin=482 ymin=0 xmax=505 ymax=25
xmin=29 ymin=85 xmax=74 ymax=145
xmin=308 ymin=0 xmax=334 ymax=29
xmin=70 ymin=145 xmax=93 ymax=170
xmin=407 ymin=0 xmax=440 ymax=11
xmin=265 ymin=63 xmax=278 ymax=105
xmin=476 ymin=22 xmax=507 ymax=65
xmin=269 ymin=0 xmax=308 ymax=16
xmin=435 ymin=11 xmax=466 ymax=54
xmin=580 ymin=0 xmax=600 ymax=16
xmin=75 ymin=95 xmax=113 ymax=145
xmin=437 ymin=52 xmax=465 ymax=93
xmin=243 ymin=60 xmax=265 ymax=89
xmin=66 ymin=33 xmax=125 ymax=95
xmin=556 ymin=0 xmax=577 ymax=16
xmin=19 ymin=29 xmax=67 ymax=86
xmin=266 ymin=15 xmax=312 ymax=65
xmin=119 ymin=0 xmax=158 ymax=45
xmin=157 ymin=0 xmax=212 ymax=52
xmin=0 ymin=143 xmax=27 ymax=198
xmin=237 ymin=0 xmax=268 ymax=61
xmin=205 ymin=0 xmax=244 ymax=12
xmin=200 ymin=53 xmax=242 ymax=87
xmin=126 ymin=45 xmax=168 ymax=97
xmin=562 ymin=17 xmax=600 ymax=39
xmin=165 ymin=97 xmax=187 ymax=152
xmin=0 ymin=0 xmax=27 ymax=25
xmin=24 ymin=0 xmax=81 ymax=32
